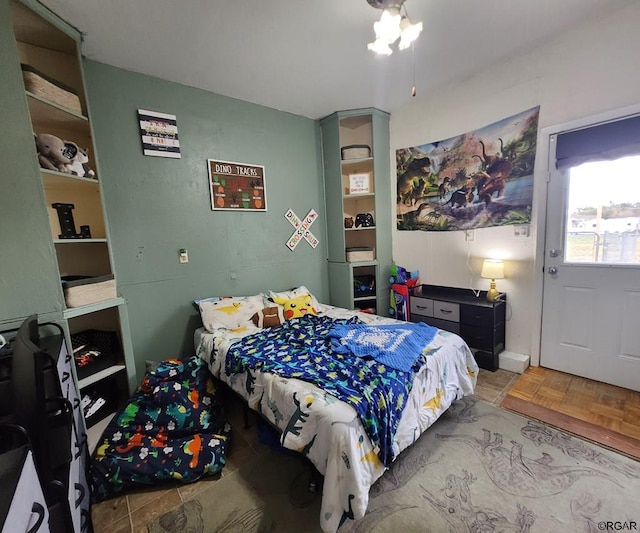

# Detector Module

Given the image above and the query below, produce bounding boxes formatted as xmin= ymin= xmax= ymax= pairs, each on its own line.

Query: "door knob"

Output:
xmin=547 ymin=267 xmax=558 ymax=275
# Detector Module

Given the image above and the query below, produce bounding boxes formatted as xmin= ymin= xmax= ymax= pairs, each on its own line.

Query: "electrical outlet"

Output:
xmin=513 ymin=225 xmax=530 ymax=239
xmin=179 ymin=248 xmax=189 ymax=263
xmin=465 ymin=230 xmax=475 ymax=241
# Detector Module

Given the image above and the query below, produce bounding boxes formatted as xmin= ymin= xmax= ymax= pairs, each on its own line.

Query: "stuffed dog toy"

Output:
xmin=35 ymin=132 xmax=71 ymax=172
xmin=35 ymin=133 xmax=95 ymax=178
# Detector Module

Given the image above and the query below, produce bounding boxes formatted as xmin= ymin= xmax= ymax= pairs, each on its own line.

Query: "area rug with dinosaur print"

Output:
xmin=150 ymin=396 xmax=640 ymax=533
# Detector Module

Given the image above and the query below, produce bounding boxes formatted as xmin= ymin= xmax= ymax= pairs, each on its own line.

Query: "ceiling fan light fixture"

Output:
xmin=398 ymin=17 xmax=423 ymax=50
xmin=367 ymin=37 xmax=393 ymax=55
xmin=367 ymin=0 xmax=422 ymax=55
xmin=373 ymin=8 xmax=402 ymax=43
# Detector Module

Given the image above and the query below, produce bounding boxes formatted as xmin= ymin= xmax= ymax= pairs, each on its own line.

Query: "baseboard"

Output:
xmin=499 ymin=351 xmax=530 ymax=373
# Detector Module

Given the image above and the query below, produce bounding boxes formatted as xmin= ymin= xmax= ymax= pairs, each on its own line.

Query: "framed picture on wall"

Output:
xmin=208 ymin=159 xmax=267 ymax=211
xmin=138 ymin=109 xmax=181 ymax=158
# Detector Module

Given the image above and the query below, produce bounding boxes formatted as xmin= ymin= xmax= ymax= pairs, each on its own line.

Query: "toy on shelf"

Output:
xmin=353 ymin=275 xmax=375 ymax=297
xmin=389 ymin=263 xmax=420 ymax=321
xmin=35 ymin=133 xmax=96 ymax=178
xmin=355 ymin=213 xmax=375 ymax=228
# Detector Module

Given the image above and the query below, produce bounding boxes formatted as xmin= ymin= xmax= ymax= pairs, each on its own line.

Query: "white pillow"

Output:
xmin=267 ymin=286 xmax=320 ymax=311
xmin=199 ymin=294 xmax=264 ymax=332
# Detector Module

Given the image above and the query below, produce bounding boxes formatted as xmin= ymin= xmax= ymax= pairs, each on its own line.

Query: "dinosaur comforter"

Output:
xmin=195 ymin=303 xmax=478 ymax=533
xmin=90 ymin=356 xmax=231 ymax=501
xmin=226 ymin=314 xmax=439 ymax=467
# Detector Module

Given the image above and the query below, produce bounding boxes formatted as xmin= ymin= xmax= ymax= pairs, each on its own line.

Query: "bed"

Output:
xmin=194 ymin=288 xmax=478 ymax=533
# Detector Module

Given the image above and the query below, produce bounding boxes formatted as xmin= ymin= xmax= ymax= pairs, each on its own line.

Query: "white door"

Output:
xmin=541 ymin=130 xmax=640 ymax=392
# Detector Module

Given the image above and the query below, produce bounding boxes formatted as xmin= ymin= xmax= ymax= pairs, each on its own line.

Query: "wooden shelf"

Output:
xmin=63 ymin=297 xmax=124 ymax=319
xmin=27 ymin=91 xmax=90 ymax=136
xmin=11 ymin=0 xmax=77 ymax=54
xmin=7 ymin=3 xmax=137 ymax=486
xmin=53 ymin=238 xmax=107 ymax=244
xmin=354 ymin=295 xmax=376 ymax=302
xmin=78 ymin=364 xmax=126 ymax=389
xmin=348 ymin=260 xmax=378 ymax=267
xmin=323 ymin=109 xmax=391 ymax=313
xmin=42 ymin=169 xmax=99 ymax=186
xmin=344 ymin=193 xmax=375 ymax=200
xmin=27 ymin=91 xmax=87 ymax=119
xmin=341 ymin=157 xmax=373 ymax=166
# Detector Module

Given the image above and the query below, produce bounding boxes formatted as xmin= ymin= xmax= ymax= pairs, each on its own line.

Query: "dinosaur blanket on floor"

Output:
xmin=90 ymin=356 xmax=230 ymax=501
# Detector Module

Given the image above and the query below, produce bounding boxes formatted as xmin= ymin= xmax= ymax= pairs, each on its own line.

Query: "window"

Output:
xmin=565 ymin=155 xmax=640 ymax=264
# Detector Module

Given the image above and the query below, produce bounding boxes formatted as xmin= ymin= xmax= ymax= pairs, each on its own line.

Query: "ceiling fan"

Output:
xmin=365 ymin=0 xmax=422 ymax=56
xmin=367 ymin=0 xmax=403 ymax=8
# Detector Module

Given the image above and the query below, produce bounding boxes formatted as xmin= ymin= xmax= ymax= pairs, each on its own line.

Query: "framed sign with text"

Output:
xmin=208 ymin=159 xmax=267 ymax=211
xmin=138 ymin=109 xmax=181 ymax=158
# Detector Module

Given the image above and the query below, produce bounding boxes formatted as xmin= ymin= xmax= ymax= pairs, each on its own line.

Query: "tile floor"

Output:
xmin=90 ymin=391 xmax=275 ymax=533
xmin=89 ymin=368 xmax=522 ymax=532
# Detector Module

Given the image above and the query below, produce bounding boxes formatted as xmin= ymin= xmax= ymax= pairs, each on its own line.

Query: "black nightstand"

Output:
xmin=409 ymin=284 xmax=506 ymax=371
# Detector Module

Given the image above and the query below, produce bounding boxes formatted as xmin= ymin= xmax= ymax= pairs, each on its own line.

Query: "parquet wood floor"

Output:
xmin=501 ymin=366 xmax=640 ymax=460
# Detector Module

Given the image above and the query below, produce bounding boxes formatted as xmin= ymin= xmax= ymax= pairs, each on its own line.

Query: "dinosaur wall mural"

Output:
xmin=396 ymin=106 xmax=540 ymax=231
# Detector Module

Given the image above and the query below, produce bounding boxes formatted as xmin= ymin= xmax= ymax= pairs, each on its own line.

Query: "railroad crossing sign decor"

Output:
xmin=285 ymin=209 xmax=319 ymax=250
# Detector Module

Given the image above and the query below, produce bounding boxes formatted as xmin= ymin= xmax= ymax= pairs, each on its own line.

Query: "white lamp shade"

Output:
xmin=374 ymin=9 xmax=402 ymax=43
xmin=368 ymin=38 xmax=393 ymax=55
xmin=481 ymin=259 xmax=504 ymax=280
xmin=398 ymin=18 xmax=422 ymax=49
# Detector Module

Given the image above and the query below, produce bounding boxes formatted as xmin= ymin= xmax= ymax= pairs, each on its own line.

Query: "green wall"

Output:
xmin=83 ymin=61 xmax=328 ymax=378
xmin=0 ymin=0 xmax=64 ymax=324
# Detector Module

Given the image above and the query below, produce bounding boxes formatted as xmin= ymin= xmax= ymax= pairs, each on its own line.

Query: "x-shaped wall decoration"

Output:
xmin=285 ymin=209 xmax=319 ymax=250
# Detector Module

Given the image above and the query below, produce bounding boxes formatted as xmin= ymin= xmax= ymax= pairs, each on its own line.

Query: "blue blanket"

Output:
xmin=225 ymin=315 xmax=437 ymax=466
xmin=328 ymin=322 xmax=437 ymax=372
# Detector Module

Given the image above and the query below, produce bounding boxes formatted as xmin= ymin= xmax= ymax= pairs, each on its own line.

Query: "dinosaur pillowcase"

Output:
xmin=199 ymin=294 xmax=264 ymax=332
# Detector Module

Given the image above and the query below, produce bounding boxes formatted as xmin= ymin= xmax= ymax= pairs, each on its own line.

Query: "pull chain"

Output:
xmin=411 ymin=42 xmax=417 ymax=97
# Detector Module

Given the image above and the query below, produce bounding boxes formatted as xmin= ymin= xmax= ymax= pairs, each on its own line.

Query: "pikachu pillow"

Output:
xmin=272 ymin=294 xmax=318 ymax=320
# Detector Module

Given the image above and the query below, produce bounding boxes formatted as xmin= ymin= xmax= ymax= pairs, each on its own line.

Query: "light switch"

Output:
xmin=179 ymin=248 xmax=189 ymax=263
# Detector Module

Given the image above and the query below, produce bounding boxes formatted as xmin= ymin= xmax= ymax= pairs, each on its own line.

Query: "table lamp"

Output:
xmin=481 ymin=259 xmax=504 ymax=302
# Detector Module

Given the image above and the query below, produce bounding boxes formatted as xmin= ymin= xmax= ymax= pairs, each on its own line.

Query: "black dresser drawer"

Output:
xmin=460 ymin=304 xmax=494 ymax=328
xmin=411 ymin=314 xmax=460 ymax=335
xmin=460 ymin=324 xmax=494 ymax=351
xmin=427 ymin=317 xmax=460 ymax=335
xmin=460 ymin=324 xmax=505 ymax=352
